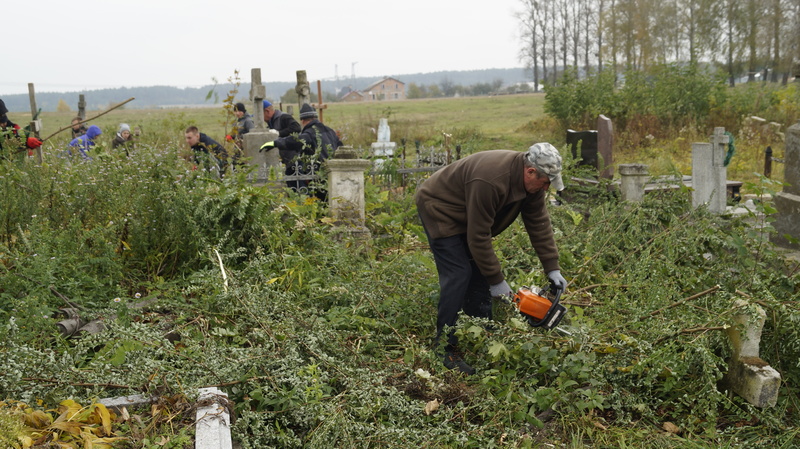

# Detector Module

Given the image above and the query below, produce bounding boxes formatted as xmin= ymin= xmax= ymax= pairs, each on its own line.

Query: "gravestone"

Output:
xmin=618 ymin=164 xmax=649 ymax=202
xmin=771 ymin=121 xmax=800 ymax=249
xmin=371 ymin=118 xmax=396 ymax=169
xmin=725 ymin=299 xmax=781 ymax=408
xmin=692 ymin=127 xmax=728 ymax=214
xmin=597 ymin=115 xmax=614 ymax=178
xmin=242 ymin=68 xmax=280 ymax=183
xmin=327 ymin=147 xmax=372 ymax=245
xmin=566 ymin=129 xmax=598 ymax=168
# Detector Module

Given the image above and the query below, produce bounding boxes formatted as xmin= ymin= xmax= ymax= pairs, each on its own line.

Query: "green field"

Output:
xmin=8 ymin=92 xmax=785 ymax=188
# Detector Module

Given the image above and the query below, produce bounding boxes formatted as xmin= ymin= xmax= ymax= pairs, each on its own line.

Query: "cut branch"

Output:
xmin=42 ymin=97 xmax=136 ymax=142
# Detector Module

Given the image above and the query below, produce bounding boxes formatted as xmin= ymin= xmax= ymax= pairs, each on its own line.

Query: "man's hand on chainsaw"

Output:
xmin=547 ymin=270 xmax=567 ymax=294
xmin=489 ymin=280 xmax=513 ymax=300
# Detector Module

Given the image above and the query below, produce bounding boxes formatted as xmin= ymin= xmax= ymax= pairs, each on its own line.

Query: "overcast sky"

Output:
xmin=2 ymin=0 xmax=526 ymax=96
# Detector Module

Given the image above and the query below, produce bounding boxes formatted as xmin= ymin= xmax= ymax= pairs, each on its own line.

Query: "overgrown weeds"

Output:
xmin=0 ymin=136 xmax=798 ymax=448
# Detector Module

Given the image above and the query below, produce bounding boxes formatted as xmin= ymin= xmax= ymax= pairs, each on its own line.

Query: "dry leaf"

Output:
xmin=592 ymin=420 xmax=607 ymax=430
xmin=424 ymin=399 xmax=440 ymax=415
xmin=662 ymin=421 xmax=680 ymax=434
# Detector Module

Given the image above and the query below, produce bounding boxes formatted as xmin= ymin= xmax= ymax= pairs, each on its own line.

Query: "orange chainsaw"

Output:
xmin=512 ymin=284 xmax=567 ymax=330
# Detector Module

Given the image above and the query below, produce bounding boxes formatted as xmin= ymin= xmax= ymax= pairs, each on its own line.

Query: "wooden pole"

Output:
xmin=27 ymin=83 xmax=43 ymax=163
xmin=78 ymin=94 xmax=86 ymax=120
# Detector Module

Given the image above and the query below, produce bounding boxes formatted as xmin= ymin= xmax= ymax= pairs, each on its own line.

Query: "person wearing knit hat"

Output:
xmin=414 ymin=144 xmax=567 ymax=375
xmin=111 ymin=123 xmax=136 ymax=155
xmin=227 ymin=102 xmax=254 ymax=145
xmin=263 ymin=102 xmax=342 ymax=199
xmin=298 ymin=103 xmax=318 ymax=120
xmin=262 ymin=100 xmax=300 ymax=138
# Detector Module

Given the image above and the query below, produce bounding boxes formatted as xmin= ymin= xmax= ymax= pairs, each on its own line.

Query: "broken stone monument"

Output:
xmin=327 ymin=146 xmax=372 ymax=245
xmin=371 ymin=118 xmax=396 ymax=169
xmin=724 ymin=299 xmax=781 ymax=408
xmin=692 ymin=127 xmax=728 ymax=214
xmin=618 ymin=164 xmax=649 ymax=202
xmin=771 ymin=121 xmax=800 ymax=249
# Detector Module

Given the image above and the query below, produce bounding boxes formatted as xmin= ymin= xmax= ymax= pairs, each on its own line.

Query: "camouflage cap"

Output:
xmin=525 ymin=143 xmax=564 ymax=191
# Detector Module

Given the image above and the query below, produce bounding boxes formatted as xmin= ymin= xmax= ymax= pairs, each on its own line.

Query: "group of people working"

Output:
xmin=66 ymin=117 xmax=136 ymax=160
xmin=3 ymin=95 xmax=569 ymax=376
xmin=186 ymin=100 xmax=341 ymax=198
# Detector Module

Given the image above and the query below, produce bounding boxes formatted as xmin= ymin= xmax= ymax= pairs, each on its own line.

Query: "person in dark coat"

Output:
xmin=111 ymin=123 xmax=135 ymax=155
xmin=228 ymin=102 xmax=254 ymax=146
xmin=0 ymin=101 xmax=43 ymax=159
xmin=263 ymin=100 xmax=300 ymax=138
xmin=414 ymin=143 xmax=568 ymax=375
xmin=265 ymin=103 xmax=341 ymax=198
xmin=71 ymin=117 xmax=88 ymax=138
xmin=184 ymin=126 xmax=228 ymax=173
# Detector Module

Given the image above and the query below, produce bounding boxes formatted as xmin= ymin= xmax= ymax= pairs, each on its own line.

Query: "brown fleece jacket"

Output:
xmin=415 ymin=150 xmax=560 ymax=284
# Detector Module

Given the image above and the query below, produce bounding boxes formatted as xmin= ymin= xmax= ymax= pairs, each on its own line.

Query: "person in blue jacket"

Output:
xmin=67 ymin=124 xmax=102 ymax=160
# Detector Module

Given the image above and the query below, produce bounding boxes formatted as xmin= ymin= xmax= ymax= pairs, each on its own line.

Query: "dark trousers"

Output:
xmin=423 ymin=229 xmax=492 ymax=348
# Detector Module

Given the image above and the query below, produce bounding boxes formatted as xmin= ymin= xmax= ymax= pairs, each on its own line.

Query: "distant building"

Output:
xmin=341 ymin=77 xmax=406 ymax=102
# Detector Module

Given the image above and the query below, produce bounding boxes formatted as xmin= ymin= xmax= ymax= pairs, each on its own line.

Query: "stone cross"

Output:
xmin=242 ymin=68 xmax=280 ymax=182
xmin=295 ymin=70 xmax=311 ymax=106
xmin=249 ymin=68 xmax=266 ymax=130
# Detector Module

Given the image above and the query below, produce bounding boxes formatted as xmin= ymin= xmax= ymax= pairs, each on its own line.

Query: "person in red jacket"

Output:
xmin=415 ymin=143 xmax=567 ymax=375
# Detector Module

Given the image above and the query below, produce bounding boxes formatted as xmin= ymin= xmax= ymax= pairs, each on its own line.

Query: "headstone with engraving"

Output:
xmin=371 ymin=118 xmax=397 ymax=169
xmin=327 ymin=146 xmax=372 ymax=246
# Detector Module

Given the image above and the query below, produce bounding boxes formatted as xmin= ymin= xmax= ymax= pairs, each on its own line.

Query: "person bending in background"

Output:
xmin=184 ymin=126 xmax=228 ymax=174
xmin=71 ymin=117 xmax=88 ymax=138
xmin=263 ymin=103 xmax=341 ymax=198
xmin=262 ymin=100 xmax=300 ymax=138
xmin=67 ymin=125 xmax=102 ymax=160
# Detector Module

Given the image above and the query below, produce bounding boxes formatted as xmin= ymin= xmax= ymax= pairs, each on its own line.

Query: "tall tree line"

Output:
xmin=516 ymin=0 xmax=800 ymax=90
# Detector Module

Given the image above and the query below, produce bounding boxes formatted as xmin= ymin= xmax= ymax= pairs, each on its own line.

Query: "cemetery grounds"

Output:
xmin=0 ymin=93 xmax=798 ymax=448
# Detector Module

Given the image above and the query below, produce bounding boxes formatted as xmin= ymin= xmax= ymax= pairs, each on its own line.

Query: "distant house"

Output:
xmin=340 ymin=77 xmax=406 ymax=102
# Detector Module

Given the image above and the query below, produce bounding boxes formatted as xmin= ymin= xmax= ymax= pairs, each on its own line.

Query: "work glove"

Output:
xmin=546 ymin=270 xmax=567 ymax=294
xmin=260 ymin=141 xmax=275 ymax=152
xmin=225 ymin=135 xmax=233 ymax=141
xmin=26 ymin=137 xmax=43 ymax=149
xmin=489 ymin=280 xmax=513 ymax=299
